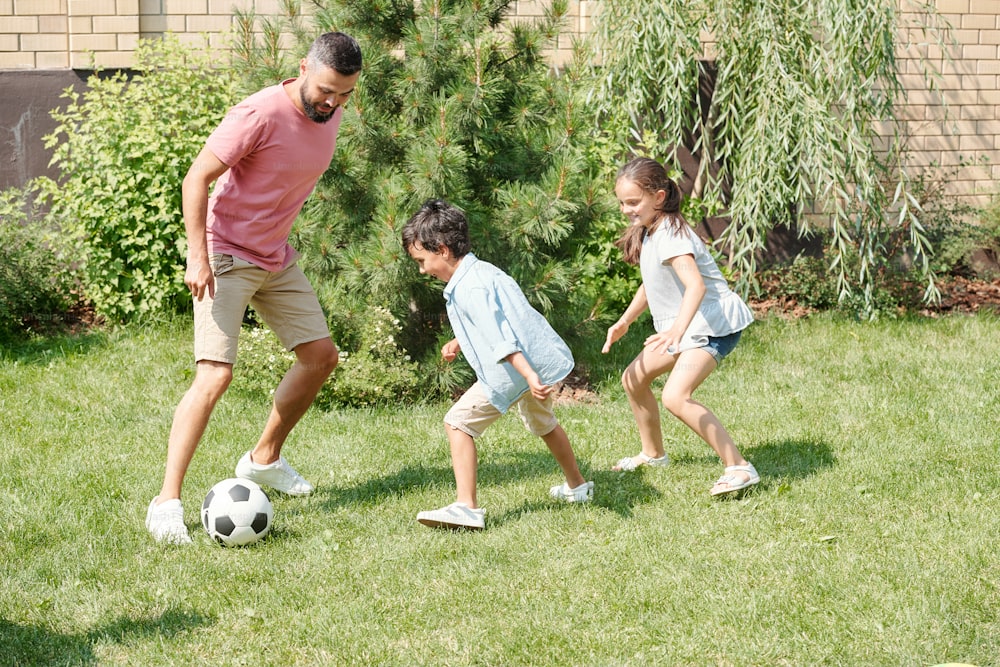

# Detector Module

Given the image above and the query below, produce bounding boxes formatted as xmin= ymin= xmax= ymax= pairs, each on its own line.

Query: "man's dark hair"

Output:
xmin=402 ymin=199 xmax=472 ymax=258
xmin=307 ymin=32 xmax=363 ymax=75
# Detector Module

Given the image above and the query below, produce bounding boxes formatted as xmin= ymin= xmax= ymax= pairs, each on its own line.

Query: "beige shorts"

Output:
xmin=193 ymin=254 xmax=331 ymax=364
xmin=444 ymin=381 xmax=559 ymax=438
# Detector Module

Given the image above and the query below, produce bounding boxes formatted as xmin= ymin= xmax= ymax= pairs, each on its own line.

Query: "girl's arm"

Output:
xmin=602 ymin=284 xmax=648 ymax=353
xmin=505 ymin=351 xmax=551 ymax=400
xmin=645 ymin=253 xmax=705 ymax=354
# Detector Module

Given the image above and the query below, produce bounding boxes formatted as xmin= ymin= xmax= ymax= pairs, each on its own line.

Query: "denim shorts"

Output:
xmin=703 ymin=330 xmax=743 ymax=363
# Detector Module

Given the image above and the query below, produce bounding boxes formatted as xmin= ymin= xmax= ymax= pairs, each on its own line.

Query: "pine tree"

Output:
xmin=235 ymin=0 xmax=604 ymax=389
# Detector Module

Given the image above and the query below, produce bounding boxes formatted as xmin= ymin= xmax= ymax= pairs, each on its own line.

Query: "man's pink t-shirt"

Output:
xmin=205 ymin=79 xmax=343 ymax=271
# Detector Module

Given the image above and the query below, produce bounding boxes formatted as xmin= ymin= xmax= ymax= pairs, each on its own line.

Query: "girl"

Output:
xmin=602 ymin=157 xmax=758 ymax=496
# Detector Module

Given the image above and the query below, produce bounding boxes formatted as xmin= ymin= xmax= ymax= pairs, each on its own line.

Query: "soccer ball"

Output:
xmin=201 ymin=478 xmax=273 ymax=547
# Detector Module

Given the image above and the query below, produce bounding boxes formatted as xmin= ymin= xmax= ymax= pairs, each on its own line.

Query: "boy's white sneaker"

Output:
xmin=235 ymin=451 xmax=314 ymax=496
xmin=417 ymin=502 xmax=485 ymax=530
xmin=549 ymin=480 xmax=595 ymax=503
xmin=145 ymin=497 xmax=192 ymax=544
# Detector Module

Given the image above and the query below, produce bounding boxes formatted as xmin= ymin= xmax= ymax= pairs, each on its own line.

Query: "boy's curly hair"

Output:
xmin=401 ymin=199 xmax=472 ymax=258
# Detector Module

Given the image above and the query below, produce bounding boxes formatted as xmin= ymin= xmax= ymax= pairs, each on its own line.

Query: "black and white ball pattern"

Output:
xmin=202 ymin=478 xmax=273 ymax=547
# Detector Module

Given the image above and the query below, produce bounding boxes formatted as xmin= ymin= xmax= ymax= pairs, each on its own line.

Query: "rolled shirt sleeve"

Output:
xmin=443 ymin=254 xmax=574 ymax=412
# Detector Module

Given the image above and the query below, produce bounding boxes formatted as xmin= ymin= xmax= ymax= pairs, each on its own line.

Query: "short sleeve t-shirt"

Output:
xmin=205 ymin=79 xmax=343 ymax=271
xmin=639 ymin=221 xmax=754 ymax=351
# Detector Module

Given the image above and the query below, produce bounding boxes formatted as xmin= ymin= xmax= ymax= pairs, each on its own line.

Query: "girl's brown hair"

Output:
xmin=613 ymin=157 xmax=686 ymax=265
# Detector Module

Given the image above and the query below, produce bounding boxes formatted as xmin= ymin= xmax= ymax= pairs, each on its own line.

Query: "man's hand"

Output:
xmin=185 ymin=257 xmax=215 ymax=301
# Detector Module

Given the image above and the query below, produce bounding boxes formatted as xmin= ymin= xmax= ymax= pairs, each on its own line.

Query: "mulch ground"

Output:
xmin=748 ymin=276 xmax=1000 ymax=319
xmin=918 ymin=276 xmax=1000 ymax=316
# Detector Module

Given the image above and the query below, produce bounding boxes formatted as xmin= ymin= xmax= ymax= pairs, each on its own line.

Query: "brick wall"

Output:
xmin=897 ymin=0 xmax=1000 ymax=208
xmin=0 ymin=1 xmax=590 ymax=70
xmin=1 ymin=0 xmax=997 ymax=209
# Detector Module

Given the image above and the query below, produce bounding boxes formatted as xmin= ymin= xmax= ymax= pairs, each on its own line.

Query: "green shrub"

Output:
xmin=232 ymin=306 xmax=423 ymax=409
xmin=0 ymin=186 xmax=78 ymax=343
xmin=230 ymin=324 xmax=297 ymax=401
xmin=319 ymin=306 xmax=423 ymax=409
xmin=761 ymin=253 xmax=840 ymax=312
xmin=971 ymin=195 xmax=1000 ymax=278
xmin=906 ymin=159 xmax=989 ymax=278
xmin=759 ymin=240 xmax=925 ymax=320
xmin=37 ymin=34 xmax=237 ymax=322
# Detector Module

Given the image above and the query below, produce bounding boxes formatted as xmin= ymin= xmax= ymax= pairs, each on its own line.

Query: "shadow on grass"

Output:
xmin=494 ymin=468 xmax=664 ymax=524
xmin=745 ymin=437 xmax=836 ymax=490
xmin=318 ymin=451 xmax=662 ymax=521
xmin=0 ymin=606 xmax=212 ymax=666
xmin=589 ymin=468 xmax=663 ymax=518
xmin=1 ymin=329 xmax=109 ymax=365
xmin=319 ymin=463 xmax=450 ymax=509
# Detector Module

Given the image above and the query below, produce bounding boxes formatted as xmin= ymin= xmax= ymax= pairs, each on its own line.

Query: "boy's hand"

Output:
xmin=527 ymin=374 xmax=553 ymax=401
xmin=504 ymin=351 xmax=552 ymax=400
xmin=441 ymin=339 xmax=460 ymax=362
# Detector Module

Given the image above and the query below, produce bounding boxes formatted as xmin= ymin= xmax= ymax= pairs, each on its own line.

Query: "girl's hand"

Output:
xmin=644 ymin=331 xmax=680 ymax=355
xmin=602 ymin=320 xmax=630 ymax=354
xmin=441 ymin=339 xmax=460 ymax=362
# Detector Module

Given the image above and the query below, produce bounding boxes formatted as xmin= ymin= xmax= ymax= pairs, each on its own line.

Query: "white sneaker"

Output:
xmin=549 ymin=480 xmax=595 ymax=503
xmin=235 ymin=451 xmax=314 ymax=496
xmin=416 ymin=502 xmax=485 ymax=530
xmin=146 ymin=497 xmax=192 ymax=544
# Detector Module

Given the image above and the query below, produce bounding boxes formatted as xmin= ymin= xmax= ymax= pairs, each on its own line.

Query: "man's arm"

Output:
xmin=181 ymin=146 xmax=229 ymax=301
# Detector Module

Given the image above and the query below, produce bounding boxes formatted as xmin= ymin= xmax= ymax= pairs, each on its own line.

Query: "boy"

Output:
xmin=402 ymin=199 xmax=593 ymax=530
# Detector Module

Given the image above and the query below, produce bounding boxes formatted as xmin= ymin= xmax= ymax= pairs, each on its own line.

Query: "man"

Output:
xmin=145 ymin=32 xmax=363 ymax=544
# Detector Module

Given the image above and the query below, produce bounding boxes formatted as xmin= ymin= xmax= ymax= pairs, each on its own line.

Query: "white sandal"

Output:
xmin=710 ymin=463 xmax=760 ymax=496
xmin=613 ymin=452 xmax=669 ymax=472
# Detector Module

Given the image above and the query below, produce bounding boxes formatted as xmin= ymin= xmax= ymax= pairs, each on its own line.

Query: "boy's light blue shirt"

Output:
xmin=443 ymin=253 xmax=574 ymax=413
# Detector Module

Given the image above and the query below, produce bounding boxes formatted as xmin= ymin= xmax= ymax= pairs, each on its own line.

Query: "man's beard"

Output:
xmin=301 ymin=89 xmax=335 ymax=124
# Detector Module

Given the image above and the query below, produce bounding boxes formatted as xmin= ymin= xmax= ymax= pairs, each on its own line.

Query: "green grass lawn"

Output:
xmin=1 ymin=313 xmax=997 ymax=666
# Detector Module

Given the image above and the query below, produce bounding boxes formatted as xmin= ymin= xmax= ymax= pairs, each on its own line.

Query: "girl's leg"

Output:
xmin=619 ymin=345 xmax=677 ymax=465
xmin=540 ymin=425 xmax=586 ymax=489
xmin=446 ymin=425 xmax=479 ymax=508
xmin=661 ymin=348 xmax=751 ymax=483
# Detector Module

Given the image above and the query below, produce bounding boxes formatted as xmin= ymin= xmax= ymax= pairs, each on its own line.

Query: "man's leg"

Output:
xmin=158 ymin=361 xmax=234 ymax=501
xmin=251 ymin=337 xmax=338 ymax=463
xmin=147 ymin=360 xmax=233 ymax=544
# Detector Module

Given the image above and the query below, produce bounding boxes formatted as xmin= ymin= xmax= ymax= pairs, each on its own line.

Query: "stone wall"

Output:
xmin=1 ymin=0 xmax=997 ymax=210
